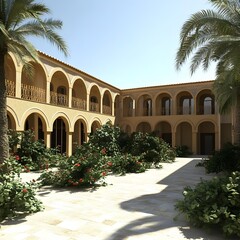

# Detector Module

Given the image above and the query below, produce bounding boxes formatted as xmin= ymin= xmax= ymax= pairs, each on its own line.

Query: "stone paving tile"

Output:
xmin=0 ymin=158 xmax=239 ymax=240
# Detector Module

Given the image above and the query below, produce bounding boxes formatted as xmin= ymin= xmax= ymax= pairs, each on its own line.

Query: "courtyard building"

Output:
xmin=6 ymin=52 xmax=234 ymax=156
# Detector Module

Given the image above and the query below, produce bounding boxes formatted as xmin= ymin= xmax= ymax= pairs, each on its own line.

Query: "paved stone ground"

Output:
xmin=0 ymin=158 xmax=238 ymax=240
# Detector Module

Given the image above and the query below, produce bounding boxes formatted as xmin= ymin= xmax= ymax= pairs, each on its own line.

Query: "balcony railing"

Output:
xmin=103 ymin=105 xmax=111 ymax=115
xmin=21 ymin=83 xmax=46 ymax=103
xmin=50 ymin=91 xmax=68 ymax=106
xmin=90 ymin=102 xmax=100 ymax=112
xmin=72 ymin=97 xmax=86 ymax=110
xmin=6 ymin=79 xmax=15 ymax=97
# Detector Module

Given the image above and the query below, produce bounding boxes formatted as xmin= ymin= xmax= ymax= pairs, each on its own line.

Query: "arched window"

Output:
xmin=204 ymin=97 xmax=214 ymax=114
xmin=182 ymin=97 xmax=193 ymax=114
xmin=143 ymin=99 xmax=152 ymax=116
xmin=162 ymin=97 xmax=171 ymax=115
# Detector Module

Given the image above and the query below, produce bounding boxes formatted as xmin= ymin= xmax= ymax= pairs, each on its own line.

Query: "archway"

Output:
xmin=72 ymin=119 xmax=87 ymax=153
xmin=155 ymin=121 xmax=172 ymax=145
xmin=136 ymin=122 xmax=151 ymax=133
xmin=176 ymin=122 xmax=192 ymax=151
xmin=51 ymin=117 xmax=67 ymax=154
xmin=24 ymin=113 xmax=46 ymax=142
xmin=198 ymin=121 xmax=215 ymax=155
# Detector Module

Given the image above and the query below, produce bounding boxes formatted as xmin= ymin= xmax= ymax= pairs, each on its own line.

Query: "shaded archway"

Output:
xmin=155 ymin=121 xmax=172 ymax=145
xmin=198 ymin=121 xmax=215 ymax=155
xmin=123 ymin=96 xmax=134 ymax=117
xmin=89 ymin=85 xmax=101 ymax=113
xmin=5 ymin=54 xmax=16 ymax=97
xmin=102 ymin=90 xmax=112 ymax=115
xmin=136 ymin=122 xmax=151 ymax=133
xmin=176 ymin=91 xmax=193 ymax=115
xmin=7 ymin=112 xmax=16 ymax=130
xmin=72 ymin=119 xmax=87 ymax=153
xmin=91 ymin=120 xmax=101 ymax=134
xmin=24 ymin=113 xmax=47 ymax=142
xmin=155 ymin=93 xmax=172 ymax=116
xmin=196 ymin=90 xmax=215 ymax=115
xmin=51 ymin=117 xmax=67 ymax=154
xmin=50 ymin=70 xmax=69 ymax=106
xmin=136 ymin=94 xmax=152 ymax=116
xmin=176 ymin=122 xmax=192 ymax=151
xmin=72 ymin=78 xmax=87 ymax=110
xmin=21 ymin=62 xmax=47 ymax=103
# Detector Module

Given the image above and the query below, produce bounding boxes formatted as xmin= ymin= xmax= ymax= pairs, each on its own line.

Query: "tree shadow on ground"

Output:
xmin=105 ymin=159 xmax=238 ymax=240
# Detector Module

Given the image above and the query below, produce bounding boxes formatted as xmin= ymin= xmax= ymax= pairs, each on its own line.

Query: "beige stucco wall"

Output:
xmin=6 ymin=51 xmax=234 ymax=156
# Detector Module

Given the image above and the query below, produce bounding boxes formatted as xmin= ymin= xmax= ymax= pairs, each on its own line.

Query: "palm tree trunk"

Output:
xmin=0 ymin=52 xmax=9 ymax=165
xmin=235 ymin=96 xmax=240 ymax=145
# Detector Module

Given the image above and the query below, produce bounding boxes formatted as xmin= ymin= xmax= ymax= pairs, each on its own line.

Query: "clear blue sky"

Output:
xmin=31 ymin=0 xmax=216 ymax=89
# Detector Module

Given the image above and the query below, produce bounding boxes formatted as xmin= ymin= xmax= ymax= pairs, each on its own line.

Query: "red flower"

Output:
xmin=15 ymin=155 xmax=20 ymax=161
xmin=74 ymin=163 xmax=81 ymax=167
xmin=107 ymin=161 xmax=113 ymax=167
xmin=101 ymin=148 xmax=106 ymax=155
xmin=22 ymin=188 xmax=28 ymax=193
xmin=79 ymin=178 xmax=83 ymax=183
xmin=102 ymin=171 xmax=107 ymax=176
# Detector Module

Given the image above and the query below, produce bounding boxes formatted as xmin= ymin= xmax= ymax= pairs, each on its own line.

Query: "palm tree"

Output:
xmin=175 ymin=0 xmax=240 ymax=144
xmin=0 ymin=0 xmax=68 ymax=164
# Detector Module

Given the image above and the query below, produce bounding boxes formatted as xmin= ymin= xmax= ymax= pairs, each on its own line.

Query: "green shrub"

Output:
xmin=175 ymin=171 xmax=240 ymax=237
xmin=204 ymin=143 xmax=240 ymax=173
xmin=8 ymin=129 xmax=59 ymax=171
xmin=105 ymin=154 xmax=151 ymax=175
xmin=39 ymin=145 xmax=107 ymax=187
xmin=88 ymin=121 xmax=121 ymax=156
xmin=128 ymin=132 xmax=176 ymax=166
xmin=175 ymin=145 xmax=193 ymax=157
xmin=0 ymin=158 xmax=43 ymax=222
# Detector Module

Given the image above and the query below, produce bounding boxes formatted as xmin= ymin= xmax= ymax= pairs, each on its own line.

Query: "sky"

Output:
xmin=30 ymin=0 xmax=216 ymax=89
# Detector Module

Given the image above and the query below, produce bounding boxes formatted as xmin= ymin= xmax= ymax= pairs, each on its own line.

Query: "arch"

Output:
xmin=71 ymin=75 xmax=86 ymax=87
xmin=102 ymin=89 xmax=112 ymax=115
xmin=136 ymin=122 xmax=151 ymax=133
xmin=136 ymin=94 xmax=152 ymax=116
xmin=176 ymin=91 xmax=194 ymax=115
xmin=21 ymin=108 xmax=50 ymax=131
xmin=7 ymin=111 xmax=17 ymax=130
xmin=50 ymin=112 xmax=71 ymax=132
xmin=7 ymin=106 xmax=20 ymax=129
xmin=50 ymin=69 xmax=70 ymax=107
xmin=197 ymin=121 xmax=215 ymax=155
xmin=114 ymin=94 xmax=121 ymax=119
xmin=176 ymin=122 xmax=193 ymax=152
xmin=196 ymin=89 xmax=215 ymax=115
xmin=5 ymin=53 xmax=16 ymax=97
xmin=154 ymin=121 xmax=172 ymax=145
xmin=123 ymin=96 xmax=134 ymax=117
xmin=72 ymin=78 xmax=87 ymax=110
xmin=155 ymin=93 xmax=172 ymax=116
xmin=91 ymin=120 xmax=101 ymax=134
xmin=21 ymin=61 xmax=47 ymax=103
xmin=23 ymin=113 xmax=47 ymax=142
xmin=89 ymin=85 xmax=101 ymax=113
xmin=51 ymin=117 xmax=67 ymax=154
xmin=72 ymin=118 xmax=88 ymax=152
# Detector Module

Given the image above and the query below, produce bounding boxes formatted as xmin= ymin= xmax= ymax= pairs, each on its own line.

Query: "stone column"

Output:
xmin=45 ymin=132 xmax=51 ymax=148
xmin=15 ymin=69 xmax=22 ymax=98
xmin=67 ymin=132 xmax=73 ymax=156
